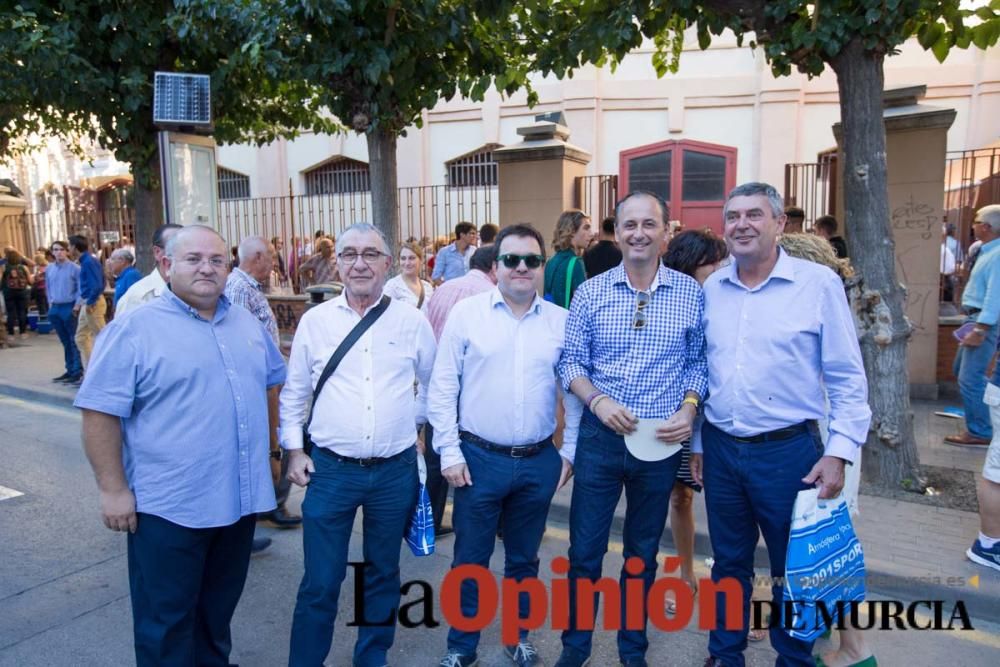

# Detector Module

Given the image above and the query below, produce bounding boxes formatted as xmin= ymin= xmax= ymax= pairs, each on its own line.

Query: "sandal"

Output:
xmin=748 ymin=628 xmax=767 ymax=642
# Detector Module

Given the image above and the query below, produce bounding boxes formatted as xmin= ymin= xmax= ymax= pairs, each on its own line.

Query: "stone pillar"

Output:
xmin=835 ymin=85 xmax=956 ymax=398
xmin=492 ymin=122 xmax=592 ymax=253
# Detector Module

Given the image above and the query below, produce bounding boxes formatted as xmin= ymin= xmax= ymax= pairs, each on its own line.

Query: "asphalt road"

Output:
xmin=1 ymin=394 xmax=999 ymax=666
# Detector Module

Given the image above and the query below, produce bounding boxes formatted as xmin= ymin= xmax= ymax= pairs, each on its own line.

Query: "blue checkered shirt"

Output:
xmin=558 ymin=263 xmax=708 ymax=418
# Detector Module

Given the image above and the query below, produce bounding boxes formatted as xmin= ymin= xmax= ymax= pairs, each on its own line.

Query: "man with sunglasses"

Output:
xmin=430 ymin=223 xmax=582 ymax=667
xmin=280 ymin=223 xmax=436 ymax=667
xmin=691 ymin=182 xmax=870 ymax=667
xmin=555 ymin=191 xmax=708 ymax=667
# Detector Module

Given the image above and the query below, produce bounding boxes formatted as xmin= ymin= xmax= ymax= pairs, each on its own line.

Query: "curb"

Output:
xmin=546 ymin=498 xmax=1000 ymax=625
xmin=0 ymin=382 xmax=76 ymax=410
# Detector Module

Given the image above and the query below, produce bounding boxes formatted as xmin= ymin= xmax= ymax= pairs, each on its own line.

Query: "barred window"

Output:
xmin=217 ymin=167 xmax=251 ymax=200
xmin=446 ymin=144 xmax=500 ymax=187
xmin=304 ymin=158 xmax=371 ymax=195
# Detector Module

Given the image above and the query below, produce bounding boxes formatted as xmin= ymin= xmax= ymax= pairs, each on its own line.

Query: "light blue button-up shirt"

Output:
xmin=695 ymin=250 xmax=871 ymax=463
xmin=962 ymin=237 xmax=1000 ymax=326
xmin=74 ymin=289 xmax=286 ymax=528
xmin=45 ymin=260 xmax=80 ymax=305
xmin=431 ymin=242 xmax=473 ymax=282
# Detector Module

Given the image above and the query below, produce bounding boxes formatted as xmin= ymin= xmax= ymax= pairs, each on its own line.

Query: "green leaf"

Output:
xmin=917 ymin=22 xmax=943 ymax=50
xmin=931 ymin=34 xmax=951 ymax=62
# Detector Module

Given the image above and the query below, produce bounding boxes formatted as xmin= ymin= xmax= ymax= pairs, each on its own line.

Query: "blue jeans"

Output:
xmin=127 ymin=513 xmax=255 ymax=667
xmin=702 ymin=422 xmax=822 ymax=667
xmin=953 ymin=317 xmax=998 ymax=438
xmin=561 ymin=411 xmax=680 ymax=661
xmin=289 ymin=446 xmax=418 ymax=667
xmin=447 ymin=439 xmax=562 ymax=655
xmin=48 ymin=302 xmax=81 ymax=376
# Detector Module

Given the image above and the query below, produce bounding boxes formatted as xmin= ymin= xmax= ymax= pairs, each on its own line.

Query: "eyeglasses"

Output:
xmin=633 ymin=290 xmax=651 ymax=329
xmin=497 ymin=253 xmax=545 ymax=269
xmin=338 ymin=250 xmax=386 ymax=264
xmin=179 ymin=256 xmax=227 ymax=270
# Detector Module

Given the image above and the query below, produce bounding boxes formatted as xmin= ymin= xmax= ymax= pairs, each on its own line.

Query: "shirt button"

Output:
xmin=365 ymin=377 xmax=370 ymax=381
xmin=366 ymin=435 xmax=371 ymax=440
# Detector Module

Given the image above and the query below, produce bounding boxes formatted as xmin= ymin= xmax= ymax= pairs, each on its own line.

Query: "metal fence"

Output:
xmin=783 ymin=155 xmax=837 ymax=229
xmin=218 ymin=184 xmax=498 ymax=248
xmin=944 ymin=147 xmax=1000 ymax=263
xmin=3 ymin=208 xmax=136 ymax=254
xmin=575 ymin=174 xmax=618 ymax=221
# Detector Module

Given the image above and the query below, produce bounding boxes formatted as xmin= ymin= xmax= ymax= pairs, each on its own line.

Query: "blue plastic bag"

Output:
xmin=783 ymin=489 xmax=866 ymax=641
xmin=405 ymin=454 xmax=435 ymax=557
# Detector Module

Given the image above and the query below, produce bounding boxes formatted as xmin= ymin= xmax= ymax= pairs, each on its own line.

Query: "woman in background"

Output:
xmin=384 ymin=242 xmax=434 ymax=311
xmin=544 ymin=209 xmax=592 ymax=308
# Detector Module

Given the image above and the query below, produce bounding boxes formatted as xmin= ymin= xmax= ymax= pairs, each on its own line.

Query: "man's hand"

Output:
xmin=442 ymin=463 xmax=473 ymax=487
xmin=100 ymin=487 xmax=137 ymax=533
xmin=656 ymin=404 xmax=696 ymax=443
xmin=803 ymin=455 xmax=846 ymax=499
xmin=286 ymin=449 xmax=315 ymax=487
xmin=961 ymin=327 xmax=988 ymax=348
xmin=557 ymin=457 xmax=574 ymax=490
xmin=593 ymin=397 xmax=638 ymax=435
xmin=72 ymin=304 xmax=81 ymax=315
xmin=690 ymin=453 xmax=703 ymax=487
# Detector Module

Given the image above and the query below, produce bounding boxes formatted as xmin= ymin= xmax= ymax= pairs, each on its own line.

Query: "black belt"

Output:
xmin=460 ymin=430 xmax=552 ymax=458
xmin=315 ymin=445 xmax=412 ymax=467
xmin=729 ymin=422 xmax=809 ymax=444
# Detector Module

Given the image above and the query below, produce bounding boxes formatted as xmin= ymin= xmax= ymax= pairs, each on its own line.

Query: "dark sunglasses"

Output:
xmin=498 ymin=253 xmax=545 ymax=270
xmin=633 ymin=290 xmax=651 ymax=329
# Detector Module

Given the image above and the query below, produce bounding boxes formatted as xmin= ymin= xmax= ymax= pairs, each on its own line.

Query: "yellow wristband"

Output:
xmin=682 ymin=396 xmax=699 ymax=408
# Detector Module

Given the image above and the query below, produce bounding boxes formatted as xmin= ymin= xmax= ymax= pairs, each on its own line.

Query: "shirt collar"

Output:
xmin=163 ymin=287 xmax=231 ymax=323
xmin=233 ymin=267 xmax=261 ymax=290
xmin=722 ymin=247 xmax=795 ymax=290
xmin=981 ymin=237 xmax=1000 ymax=253
xmin=610 ymin=263 xmax=671 ymax=292
xmin=490 ymin=285 xmax=543 ymax=317
xmin=332 ymin=289 xmax=387 ymax=316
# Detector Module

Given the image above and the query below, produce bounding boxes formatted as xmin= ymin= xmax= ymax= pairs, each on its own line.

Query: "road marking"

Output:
xmin=0 ymin=485 xmax=24 ymax=501
xmin=0 ymin=394 xmax=78 ymax=418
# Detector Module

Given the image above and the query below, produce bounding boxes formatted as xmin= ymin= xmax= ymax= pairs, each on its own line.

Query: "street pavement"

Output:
xmin=2 ymin=333 xmax=1000 ymax=666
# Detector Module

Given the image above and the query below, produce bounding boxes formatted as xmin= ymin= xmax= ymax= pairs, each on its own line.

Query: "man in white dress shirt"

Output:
xmin=115 ymin=224 xmax=182 ymax=317
xmin=280 ymin=223 xmax=437 ymax=667
xmin=430 ymin=224 xmax=582 ymax=667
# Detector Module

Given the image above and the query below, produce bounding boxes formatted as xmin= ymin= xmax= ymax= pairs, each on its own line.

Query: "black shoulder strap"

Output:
xmin=307 ymin=294 xmax=391 ymax=423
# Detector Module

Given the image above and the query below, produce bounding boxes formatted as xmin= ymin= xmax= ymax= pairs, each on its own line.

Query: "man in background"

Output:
xmin=583 ymin=215 xmax=622 ymax=277
xmin=116 ymin=224 xmax=183 ymax=317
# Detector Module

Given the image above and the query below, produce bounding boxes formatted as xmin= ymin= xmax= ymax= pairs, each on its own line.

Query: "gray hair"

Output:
xmin=976 ymin=205 xmax=1000 ymax=233
xmin=723 ymin=182 xmax=785 ymax=219
xmin=335 ymin=223 xmax=391 ymax=255
xmin=237 ymin=235 xmax=270 ymax=263
xmin=110 ymin=248 xmax=134 ymax=265
xmin=164 ymin=225 xmax=226 ymax=258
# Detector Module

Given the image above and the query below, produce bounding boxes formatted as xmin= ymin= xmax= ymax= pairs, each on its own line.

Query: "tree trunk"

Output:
xmin=366 ymin=128 xmax=399 ymax=254
xmin=830 ymin=38 xmax=924 ymax=491
xmin=133 ymin=152 xmax=164 ymax=275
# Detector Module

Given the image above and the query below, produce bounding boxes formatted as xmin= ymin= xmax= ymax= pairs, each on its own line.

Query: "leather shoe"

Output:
xmin=52 ymin=373 xmax=71 ymax=382
xmin=260 ymin=508 xmax=302 ymax=528
xmin=436 ymin=525 xmax=455 ymax=537
xmin=251 ymin=537 xmax=272 ymax=554
xmin=944 ymin=432 xmax=990 ymax=447
xmin=702 ymin=659 xmax=724 ymax=667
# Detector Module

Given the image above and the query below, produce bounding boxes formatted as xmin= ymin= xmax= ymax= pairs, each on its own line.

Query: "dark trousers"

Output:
xmin=702 ymin=422 xmax=821 ymax=667
xmin=3 ymin=289 xmax=29 ymax=334
xmin=127 ymin=513 xmax=256 ymax=667
xmin=561 ymin=411 xmax=680 ymax=661
xmin=447 ymin=439 xmax=562 ymax=655
xmin=48 ymin=303 xmax=81 ymax=376
xmin=31 ymin=285 xmax=48 ymax=316
xmin=423 ymin=424 xmax=450 ymax=530
xmin=289 ymin=446 xmax=418 ymax=667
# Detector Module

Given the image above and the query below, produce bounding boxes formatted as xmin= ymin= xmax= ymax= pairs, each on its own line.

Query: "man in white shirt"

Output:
xmin=430 ymin=224 xmax=581 ymax=667
xmin=115 ymin=224 xmax=182 ymax=317
xmin=280 ymin=223 xmax=436 ymax=667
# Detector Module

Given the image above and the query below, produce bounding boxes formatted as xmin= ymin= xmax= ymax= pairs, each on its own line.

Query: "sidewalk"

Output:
xmin=3 ymin=332 xmax=999 ymax=623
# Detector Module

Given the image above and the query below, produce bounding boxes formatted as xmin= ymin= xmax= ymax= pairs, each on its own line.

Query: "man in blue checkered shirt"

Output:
xmin=555 ymin=191 xmax=708 ymax=667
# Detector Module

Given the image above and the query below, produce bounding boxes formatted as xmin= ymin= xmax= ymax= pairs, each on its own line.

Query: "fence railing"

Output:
xmin=575 ymin=174 xmax=618 ymax=221
xmin=944 ymin=147 xmax=1000 ymax=264
xmin=784 ymin=156 xmax=837 ymax=229
xmin=2 ymin=208 xmax=136 ymax=254
xmin=218 ymin=184 xmax=498 ymax=248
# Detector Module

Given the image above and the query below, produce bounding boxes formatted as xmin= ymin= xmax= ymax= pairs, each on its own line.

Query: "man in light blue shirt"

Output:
xmin=430 ymin=224 xmax=582 ymax=667
xmin=432 ymin=221 xmax=478 ymax=284
xmin=75 ymin=225 xmax=286 ymax=666
xmin=946 ymin=205 xmax=1000 ymax=447
xmin=691 ymin=183 xmax=871 ymax=667
xmin=45 ymin=240 xmax=82 ymax=382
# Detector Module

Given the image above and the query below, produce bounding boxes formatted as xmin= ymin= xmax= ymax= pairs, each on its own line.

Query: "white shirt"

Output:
xmin=114 ymin=269 xmax=166 ymax=316
xmin=383 ymin=274 xmax=434 ymax=312
xmin=428 ymin=288 xmax=583 ymax=470
xmin=279 ymin=292 xmax=437 ymax=458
